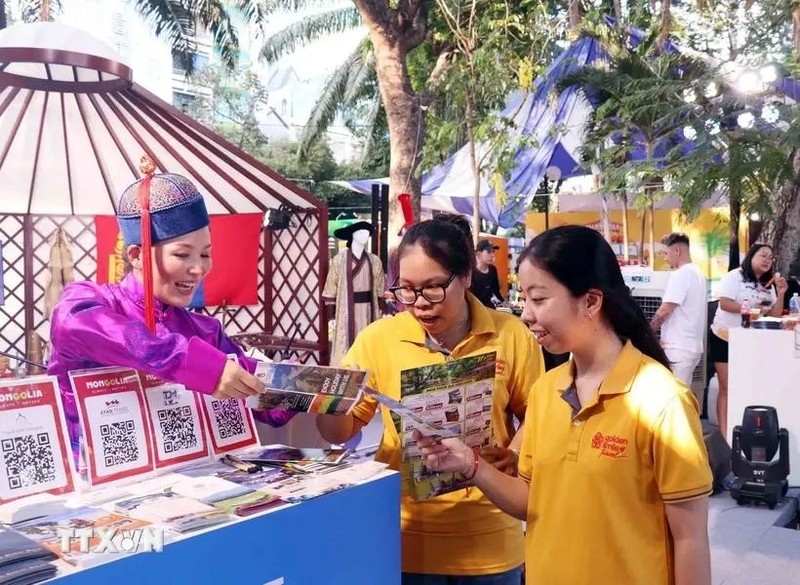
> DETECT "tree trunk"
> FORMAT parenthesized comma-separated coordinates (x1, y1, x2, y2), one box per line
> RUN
(464, 89, 481, 243)
(648, 198, 655, 268)
(658, 0, 672, 46)
(0, 0, 7, 30)
(568, 0, 582, 39)
(638, 210, 646, 265)
(612, 0, 622, 22)
(621, 192, 630, 263)
(728, 197, 741, 271)
(794, 5, 800, 57)
(762, 150, 800, 275)
(370, 35, 423, 245)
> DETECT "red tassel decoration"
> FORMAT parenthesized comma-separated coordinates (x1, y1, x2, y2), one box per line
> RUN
(137, 155, 157, 333)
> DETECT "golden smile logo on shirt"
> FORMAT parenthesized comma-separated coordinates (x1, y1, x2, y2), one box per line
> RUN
(495, 359, 507, 376)
(591, 432, 629, 459)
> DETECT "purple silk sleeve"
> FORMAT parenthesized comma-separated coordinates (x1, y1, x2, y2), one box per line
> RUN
(50, 282, 227, 395)
(50, 281, 295, 429)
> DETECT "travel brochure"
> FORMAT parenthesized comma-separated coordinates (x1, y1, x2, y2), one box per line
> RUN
(248, 362, 366, 415)
(386, 353, 496, 501)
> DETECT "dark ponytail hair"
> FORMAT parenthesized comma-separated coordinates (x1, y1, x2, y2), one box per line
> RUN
(519, 225, 670, 369)
(397, 213, 476, 277)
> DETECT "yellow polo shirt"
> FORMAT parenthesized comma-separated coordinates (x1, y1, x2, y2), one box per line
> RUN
(343, 294, 544, 575)
(518, 341, 712, 585)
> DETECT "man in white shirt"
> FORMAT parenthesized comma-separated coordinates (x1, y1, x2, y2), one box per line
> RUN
(651, 233, 708, 398)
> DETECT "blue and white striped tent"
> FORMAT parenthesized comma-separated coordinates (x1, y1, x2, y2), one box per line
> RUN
(335, 35, 610, 228)
(421, 35, 609, 227)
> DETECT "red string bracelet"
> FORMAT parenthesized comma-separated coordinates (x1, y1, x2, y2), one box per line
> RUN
(464, 448, 480, 481)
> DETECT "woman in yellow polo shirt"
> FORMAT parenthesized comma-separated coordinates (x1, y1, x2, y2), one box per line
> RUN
(317, 214, 544, 584)
(416, 225, 712, 585)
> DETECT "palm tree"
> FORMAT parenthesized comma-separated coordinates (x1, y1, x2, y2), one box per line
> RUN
(0, 0, 265, 74)
(561, 26, 706, 266)
(258, 3, 377, 161)
(261, 0, 440, 237)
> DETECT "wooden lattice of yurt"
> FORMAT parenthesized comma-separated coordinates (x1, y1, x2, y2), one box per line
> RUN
(0, 23, 329, 368)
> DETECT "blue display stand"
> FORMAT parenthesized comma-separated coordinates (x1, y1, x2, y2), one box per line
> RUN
(49, 473, 400, 584)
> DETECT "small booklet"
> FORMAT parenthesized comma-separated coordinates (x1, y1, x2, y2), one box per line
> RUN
(113, 491, 229, 533)
(247, 362, 366, 415)
(0, 557, 57, 585)
(0, 493, 68, 525)
(13, 507, 152, 567)
(212, 491, 283, 517)
(0, 527, 57, 568)
(242, 446, 350, 465)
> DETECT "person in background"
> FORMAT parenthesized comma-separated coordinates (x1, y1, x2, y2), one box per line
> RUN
(415, 225, 712, 585)
(470, 239, 504, 308)
(710, 243, 788, 436)
(0, 355, 10, 377)
(651, 233, 708, 401)
(49, 159, 295, 461)
(317, 214, 544, 584)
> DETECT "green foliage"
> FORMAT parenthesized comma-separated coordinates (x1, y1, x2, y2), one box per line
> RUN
(185, 65, 270, 154)
(127, 0, 261, 74)
(561, 27, 708, 210)
(422, 0, 561, 205)
(259, 4, 363, 64)
(260, 140, 372, 209)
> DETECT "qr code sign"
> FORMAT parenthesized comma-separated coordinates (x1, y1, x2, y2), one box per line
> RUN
(2, 434, 57, 490)
(100, 420, 139, 467)
(157, 406, 197, 453)
(210, 400, 246, 439)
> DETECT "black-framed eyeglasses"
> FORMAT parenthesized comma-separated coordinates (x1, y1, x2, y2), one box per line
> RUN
(389, 274, 457, 305)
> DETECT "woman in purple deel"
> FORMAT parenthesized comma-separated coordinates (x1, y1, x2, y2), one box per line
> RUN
(48, 156, 295, 460)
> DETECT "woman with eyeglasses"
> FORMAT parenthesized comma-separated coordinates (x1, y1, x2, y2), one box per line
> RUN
(317, 213, 544, 584)
(710, 243, 788, 436)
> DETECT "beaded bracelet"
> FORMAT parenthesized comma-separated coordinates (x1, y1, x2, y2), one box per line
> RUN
(463, 449, 481, 481)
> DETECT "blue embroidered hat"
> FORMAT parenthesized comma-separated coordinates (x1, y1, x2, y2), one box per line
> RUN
(116, 170, 209, 246)
(116, 156, 210, 333)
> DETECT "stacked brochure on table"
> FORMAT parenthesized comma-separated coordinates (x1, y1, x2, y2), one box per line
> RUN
(0, 528, 57, 585)
(12, 507, 152, 568)
(112, 491, 229, 534)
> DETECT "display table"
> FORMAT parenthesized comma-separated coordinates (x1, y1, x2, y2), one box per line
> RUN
(47, 472, 400, 584)
(728, 329, 800, 486)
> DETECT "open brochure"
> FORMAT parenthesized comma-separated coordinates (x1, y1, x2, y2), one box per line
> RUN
(247, 362, 365, 415)
(371, 353, 497, 501)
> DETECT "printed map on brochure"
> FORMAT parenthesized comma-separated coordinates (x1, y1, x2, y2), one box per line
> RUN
(396, 353, 496, 501)
(248, 362, 365, 415)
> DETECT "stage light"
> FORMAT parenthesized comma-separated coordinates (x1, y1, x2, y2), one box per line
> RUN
(738, 70, 761, 94)
(759, 64, 780, 84)
(737, 111, 755, 129)
(761, 103, 780, 124)
(705, 119, 721, 135)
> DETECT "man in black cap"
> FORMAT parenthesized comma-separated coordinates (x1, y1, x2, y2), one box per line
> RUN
(470, 239, 504, 308)
(323, 221, 385, 365)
